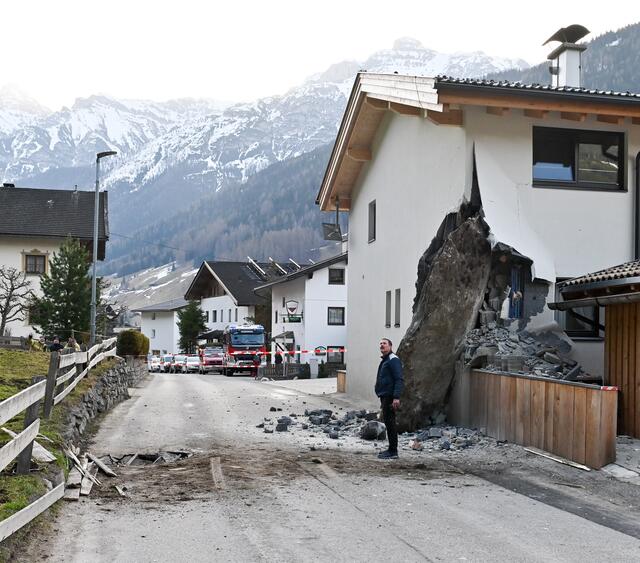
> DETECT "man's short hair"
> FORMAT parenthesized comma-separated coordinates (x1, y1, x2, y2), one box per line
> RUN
(380, 337, 393, 347)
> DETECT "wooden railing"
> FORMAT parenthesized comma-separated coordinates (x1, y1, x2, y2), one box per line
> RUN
(0, 337, 118, 542)
(450, 368, 618, 469)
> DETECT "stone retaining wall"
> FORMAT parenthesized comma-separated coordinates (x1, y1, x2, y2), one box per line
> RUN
(63, 358, 147, 443)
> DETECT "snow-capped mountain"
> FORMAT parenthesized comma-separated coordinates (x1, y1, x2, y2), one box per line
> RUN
(0, 38, 529, 236)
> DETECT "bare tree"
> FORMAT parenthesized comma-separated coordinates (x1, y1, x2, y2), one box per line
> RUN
(0, 266, 32, 336)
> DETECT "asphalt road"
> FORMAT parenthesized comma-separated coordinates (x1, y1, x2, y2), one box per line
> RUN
(25, 373, 640, 562)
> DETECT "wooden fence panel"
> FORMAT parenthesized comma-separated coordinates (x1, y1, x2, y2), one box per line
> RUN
(467, 370, 617, 469)
(58, 353, 76, 369)
(0, 380, 46, 427)
(0, 419, 40, 472)
(0, 483, 65, 543)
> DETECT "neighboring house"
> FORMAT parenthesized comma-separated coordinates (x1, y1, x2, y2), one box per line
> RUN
(0, 185, 109, 338)
(134, 298, 188, 355)
(184, 260, 294, 339)
(316, 42, 640, 402)
(254, 252, 348, 363)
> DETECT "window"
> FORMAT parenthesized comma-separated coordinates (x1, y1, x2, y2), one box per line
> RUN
(328, 268, 345, 285)
(555, 278, 602, 338)
(228, 309, 231, 323)
(385, 291, 391, 328)
(220, 309, 223, 322)
(533, 127, 625, 191)
(235, 308, 238, 322)
(25, 254, 46, 274)
(204, 311, 209, 323)
(508, 266, 525, 319)
(368, 200, 376, 242)
(212, 310, 217, 323)
(282, 296, 285, 307)
(151, 329, 156, 339)
(394, 289, 401, 327)
(275, 311, 278, 324)
(327, 346, 344, 364)
(151, 312, 156, 320)
(328, 307, 345, 326)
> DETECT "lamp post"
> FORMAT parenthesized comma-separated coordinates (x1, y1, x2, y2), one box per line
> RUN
(90, 150, 117, 345)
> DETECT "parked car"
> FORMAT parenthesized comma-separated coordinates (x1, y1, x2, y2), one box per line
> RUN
(170, 354, 187, 373)
(148, 356, 161, 372)
(200, 347, 224, 374)
(160, 354, 173, 373)
(183, 355, 201, 373)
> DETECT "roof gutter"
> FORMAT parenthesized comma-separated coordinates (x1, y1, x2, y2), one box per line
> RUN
(435, 80, 640, 108)
(548, 291, 640, 311)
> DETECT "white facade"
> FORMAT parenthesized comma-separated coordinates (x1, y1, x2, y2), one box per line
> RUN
(0, 236, 60, 337)
(344, 107, 640, 402)
(269, 258, 348, 363)
(200, 294, 254, 332)
(141, 310, 181, 355)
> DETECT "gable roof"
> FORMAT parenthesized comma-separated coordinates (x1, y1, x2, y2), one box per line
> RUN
(0, 186, 109, 240)
(133, 298, 189, 313)
(253, 252, 347, 292)
(316, 72, 640, 211)
(184, 261, 296, 305)
(559, 260, 640, 294)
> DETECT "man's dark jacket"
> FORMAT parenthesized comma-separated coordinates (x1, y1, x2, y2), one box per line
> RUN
(375, 352, 404, 398)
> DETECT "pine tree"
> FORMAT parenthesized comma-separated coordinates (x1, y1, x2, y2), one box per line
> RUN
(32, 237, 93, 341)
(177, 301, 206, 353)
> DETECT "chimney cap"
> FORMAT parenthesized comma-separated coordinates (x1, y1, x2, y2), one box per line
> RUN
(543, 24, 590, 46)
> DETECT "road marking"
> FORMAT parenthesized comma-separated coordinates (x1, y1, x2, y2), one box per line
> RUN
(210, 457, 226, 490)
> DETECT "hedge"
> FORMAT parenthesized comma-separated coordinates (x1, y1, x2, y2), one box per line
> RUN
(116, 330, 149, 357)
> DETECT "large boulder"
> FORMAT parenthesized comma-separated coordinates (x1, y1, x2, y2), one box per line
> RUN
(360, 420, 387, 440)
(397, 208, 492, 431)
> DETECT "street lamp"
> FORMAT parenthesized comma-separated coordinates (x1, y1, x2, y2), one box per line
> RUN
(90, 150, 117, 345)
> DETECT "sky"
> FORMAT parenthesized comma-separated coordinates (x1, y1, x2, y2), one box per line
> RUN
(1, 0, 637, 110)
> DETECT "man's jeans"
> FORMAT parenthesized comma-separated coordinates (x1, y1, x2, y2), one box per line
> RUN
(380, 396, 398, 454)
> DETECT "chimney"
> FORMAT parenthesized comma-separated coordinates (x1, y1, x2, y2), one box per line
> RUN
(544, 24, 590, 88)
(2, 183, 15, 188)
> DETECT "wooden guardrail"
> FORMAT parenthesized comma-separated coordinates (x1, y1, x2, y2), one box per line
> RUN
(0, 336, 118, 543)
(450, 368, 617, 469)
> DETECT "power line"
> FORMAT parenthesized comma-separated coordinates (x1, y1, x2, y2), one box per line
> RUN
(110, 231, 187, 252)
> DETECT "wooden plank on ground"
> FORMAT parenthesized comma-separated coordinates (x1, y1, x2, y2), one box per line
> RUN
(530, 380, 545, 449)
(87, 452, 118, 477)
(572, 387, 587, 465)
(1, 427, 55, 463)
(64, 487, 80, 501)
(0, 419, 40, 472)
(80, 464, 98, 496)
(0, 380, 46, 427)
(66, 468, 82, 488)
(524, 447, 590, 471)
(0, 483, 65, 542)
(585, 389, 603, 468)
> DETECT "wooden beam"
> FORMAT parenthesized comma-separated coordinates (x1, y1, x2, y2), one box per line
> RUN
(365, 97, 389, 111)
(524, 109, 549, 119)
(425, 109, 463, 126)
(596, 114, 624, 124)
(486, 107, 509, 116)
(389, 102, 421, 116)
(346, 147, 372, 162)
(439, 90, 640, 118)
(561, 112, 587, 122)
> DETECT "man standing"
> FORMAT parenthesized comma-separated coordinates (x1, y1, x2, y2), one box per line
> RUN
(375, 338, 404, 459)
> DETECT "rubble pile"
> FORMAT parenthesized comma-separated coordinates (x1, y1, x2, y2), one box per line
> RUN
(258, 406, 491, 454)
(465, 325, 597, 382)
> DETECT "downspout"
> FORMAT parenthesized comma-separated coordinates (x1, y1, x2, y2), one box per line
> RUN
(636, 152, 640, 259)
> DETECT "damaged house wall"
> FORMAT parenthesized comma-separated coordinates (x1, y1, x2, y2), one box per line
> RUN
(345, 112, 469, 403)
(343, 104, 640, 415)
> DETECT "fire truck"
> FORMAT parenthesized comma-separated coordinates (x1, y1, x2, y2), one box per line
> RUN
(221, 324, 266, 377)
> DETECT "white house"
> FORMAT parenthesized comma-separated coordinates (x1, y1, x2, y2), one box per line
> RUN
(254, 252, 348, 364)
(0, 185, 108, 338)
(184, 260, 292, 340)
(316, 45, 640, 402)
(135, 298, 187, 355)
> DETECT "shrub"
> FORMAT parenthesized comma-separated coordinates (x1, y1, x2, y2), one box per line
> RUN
(117, 330, 144, 356)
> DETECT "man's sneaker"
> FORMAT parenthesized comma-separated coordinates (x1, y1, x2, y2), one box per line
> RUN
(377, 450, 399, 459)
